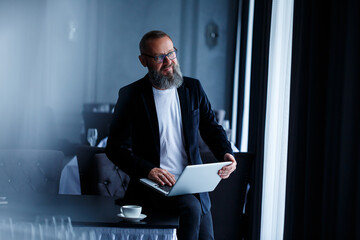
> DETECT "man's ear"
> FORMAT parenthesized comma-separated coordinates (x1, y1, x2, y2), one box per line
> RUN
(139, 55, 147, 67)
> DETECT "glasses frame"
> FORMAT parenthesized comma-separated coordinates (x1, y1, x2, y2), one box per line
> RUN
(142, 47, 178, 63)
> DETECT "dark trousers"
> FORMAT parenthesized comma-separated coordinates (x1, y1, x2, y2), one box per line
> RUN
(124, 188, 214, 240)
(172, 194, 214, 240)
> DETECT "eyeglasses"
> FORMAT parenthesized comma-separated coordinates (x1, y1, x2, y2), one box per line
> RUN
(142, 48, 177, 63)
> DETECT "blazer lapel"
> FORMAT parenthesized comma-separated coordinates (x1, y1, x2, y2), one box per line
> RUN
(140, 77, 160, 158)
(177, 84, 192, 154)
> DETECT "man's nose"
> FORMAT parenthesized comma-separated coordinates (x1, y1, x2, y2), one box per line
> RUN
(162, 55, 171, 65)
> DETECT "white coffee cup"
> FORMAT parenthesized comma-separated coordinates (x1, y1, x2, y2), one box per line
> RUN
(120, 205, 142, 218)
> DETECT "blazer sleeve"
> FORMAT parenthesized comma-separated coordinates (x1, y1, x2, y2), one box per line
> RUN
(105, 87, 155, 179)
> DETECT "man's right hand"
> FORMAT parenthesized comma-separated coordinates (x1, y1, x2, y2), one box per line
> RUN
(148, 168, 176, 186)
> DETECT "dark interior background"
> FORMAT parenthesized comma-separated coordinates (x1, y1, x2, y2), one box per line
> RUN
(0, 0, 239, 149)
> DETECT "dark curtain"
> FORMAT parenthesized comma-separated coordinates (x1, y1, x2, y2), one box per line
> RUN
(284, 0, 360, 239)
(246, 0, 273, 239)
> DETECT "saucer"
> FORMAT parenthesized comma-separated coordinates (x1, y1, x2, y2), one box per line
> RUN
(117, 213, 147, 222)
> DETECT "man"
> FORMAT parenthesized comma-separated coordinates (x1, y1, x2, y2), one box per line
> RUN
(106, 30, 236, 240)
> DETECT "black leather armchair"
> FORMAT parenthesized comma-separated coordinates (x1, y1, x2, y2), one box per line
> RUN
(0, 149, 64, 195)
(76, 145, 129, 197)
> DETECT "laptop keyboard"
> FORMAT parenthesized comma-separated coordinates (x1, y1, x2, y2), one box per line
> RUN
(158, 185, 172, 193)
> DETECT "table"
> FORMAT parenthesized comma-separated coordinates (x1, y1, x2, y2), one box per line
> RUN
(0, 194, 178, 239)
(59, 156, 81, 195)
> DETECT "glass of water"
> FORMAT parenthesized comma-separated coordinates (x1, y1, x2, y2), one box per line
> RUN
(87, 128, 98, 147)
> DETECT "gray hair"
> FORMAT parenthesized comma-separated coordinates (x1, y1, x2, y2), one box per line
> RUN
(139, 30, 172, 54)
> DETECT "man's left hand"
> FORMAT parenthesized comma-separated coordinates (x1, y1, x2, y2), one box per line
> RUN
(218, 153, 237, 179)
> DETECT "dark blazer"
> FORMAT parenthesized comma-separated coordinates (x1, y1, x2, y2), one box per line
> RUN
(106, 75, 233, 213)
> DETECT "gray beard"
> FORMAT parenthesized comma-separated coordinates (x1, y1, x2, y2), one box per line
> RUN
(148, 63, 183, 89)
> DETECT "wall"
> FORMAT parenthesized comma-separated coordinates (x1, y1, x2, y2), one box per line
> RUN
(0, 0, 238, 147)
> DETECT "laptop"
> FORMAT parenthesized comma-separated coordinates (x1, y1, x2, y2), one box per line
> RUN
(139, 162, 230, 197)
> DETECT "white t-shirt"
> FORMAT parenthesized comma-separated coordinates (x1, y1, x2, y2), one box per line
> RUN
(152, 87, 188, 175)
